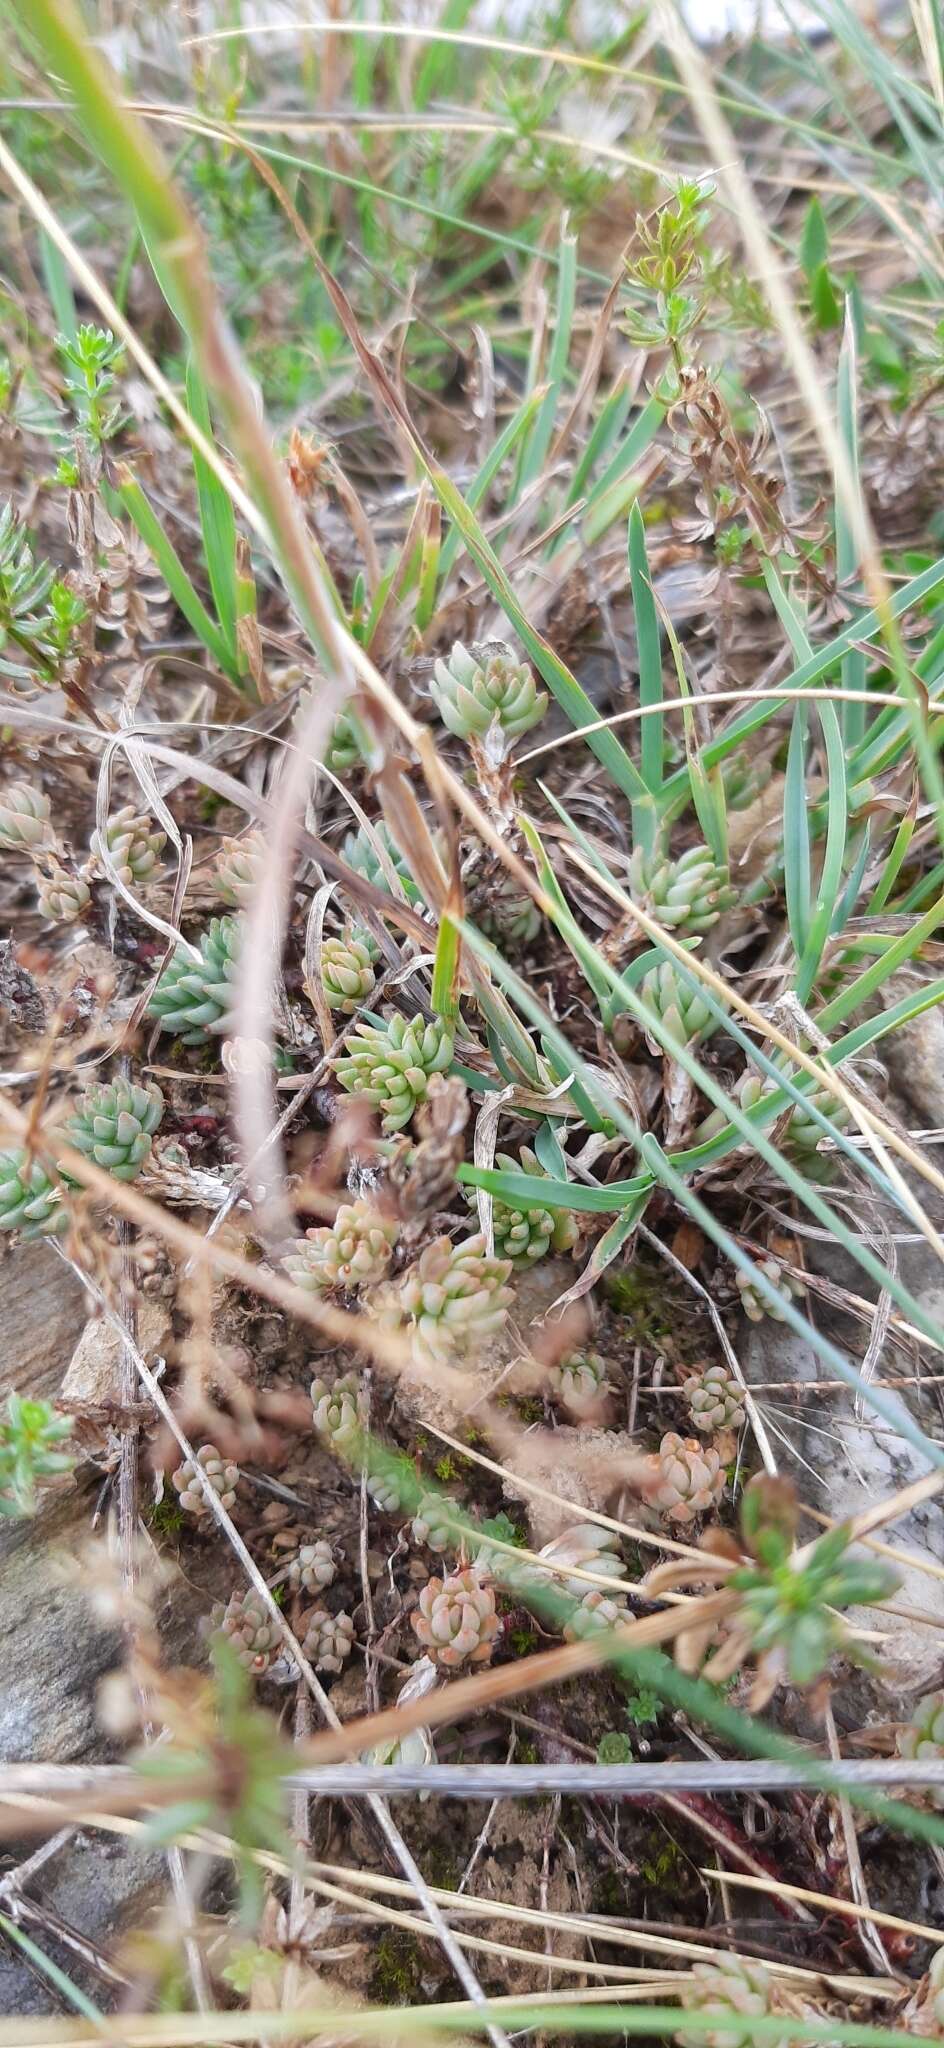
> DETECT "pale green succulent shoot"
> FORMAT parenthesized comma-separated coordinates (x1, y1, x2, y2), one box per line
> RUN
(92, 804, 166, 886)
(411, 1493, 455, 1553)
(310, 1372, 362, 1449)
(36, 858, 90, 922)
(286, 1541, 336, 1595)
(682, 1363, 746, 1434)
(212, 1589, 281, 1677)
(678, 1956, 785, 2048)
(172, 1444, 239, 1518)
(320, 928, 377, 1012)
(148, 916, 241, 1043)
(639, 959, 714, 1047)
(899, 1689, 944, 1809)
(332, 1011, 454, 1132)
(63, 1077, 164, 1182)
(215, 830, 266, 909)
(0, 779, 55, 853)
(283, 1200, 397, 1293)
(413, 1565, 499, 1667)
(734, 1253, 805, 1324)
(430, 640, 547, 754)
(551, 1349, 608, 1416)
(0, 1149, 66, 1239)
(697, 1068, 851, 1182)
(629, 841, 736, 935)
(642, 1431, 725, 1524)
(480, 1146, 579, 1266)
(301, 1607, 354, 1673)
(392, 1232, 513, 1367)
(341, 821, 420, 902)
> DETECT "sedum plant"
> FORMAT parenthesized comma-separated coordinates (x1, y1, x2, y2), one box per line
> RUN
(564, 1587, 627, 1640)
(0, 779, 55, 852)
(283, 1201, 397, 1294)
(341, 820, 417, 900)
(639, 960, 714, 1047)
(550, 1349, 608, 1416)
(172, 1444, 239, 1519)
(411, 1494, 456, 1553)
(478, 873, 543, 947)
(63, 1077, 164, 1182)
(148, 916, 241, 1043)
(899, 1689, 944, 1809)
(482, 1147, 579, 1266)
(0, 1393, 74, 1517)
(430, 639, 547, 751)
(212, 1588, 281, 1677)
(642, 1432, 725, 1524)
(91, 805, 166, 887)
(310, 1372, 363, 1450)
(537, 1524, 628, 1600)
(36, 859, 90, 922)
(413, 1564, 500, 1668)
(682, 1363, 746, 1435)
(629, 841, 736, 935)
(0, 1149, 66, 1238)
(698, 1069, 851, 1182)
(367, 1469, 405, 1514)
(735, 1252, 805, 1324)
(677, 1956, 785, 2048)
(332, 1011, 454, 1132)
(391, 1233, 513, 1367)
(214, 829, 265, 909)
(286, 1541, 336, 1595)
(301, 1607, 354, 1674)
(320, 928, 376, 1012)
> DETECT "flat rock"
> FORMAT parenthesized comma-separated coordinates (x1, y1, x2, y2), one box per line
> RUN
(0, 1245, 210, 2012)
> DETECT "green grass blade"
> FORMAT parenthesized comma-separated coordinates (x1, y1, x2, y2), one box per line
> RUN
(0, 1912, 104, 2022)
(39, 226, 77, 341)
(413, 0, 476, 105)
(185, 357, 239, 661)
(628, 500, 663, 798)
(866, 797, 917, 913)
(796, 696, 847, 1001)
(659, 553, 944, 798)
(437, 385, 545, 586)
(457, 915, 944, 1440)
(837, 302, 867, 751)
(113, 465, 240, 681)
(514, 217, 577, 495)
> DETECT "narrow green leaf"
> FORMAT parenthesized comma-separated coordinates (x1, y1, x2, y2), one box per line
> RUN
(39, 228, 77, 342)
(799, 194, 829, 280)
(113, 466, 240, 680)
(866, 802, 916, 913)
(659, 553, 944, 801)
(430, 913, 461, 1025)
(783, 705, 812, 959)
(186, 358, 238, 658)
(438, 385, 545, 585)
(837, 304, 867, 749)
(796, 696, 847, 1001)
(629, 501, 663, 797)
(515, 219, 577, 495)
(0, 1912, 104, 2022)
